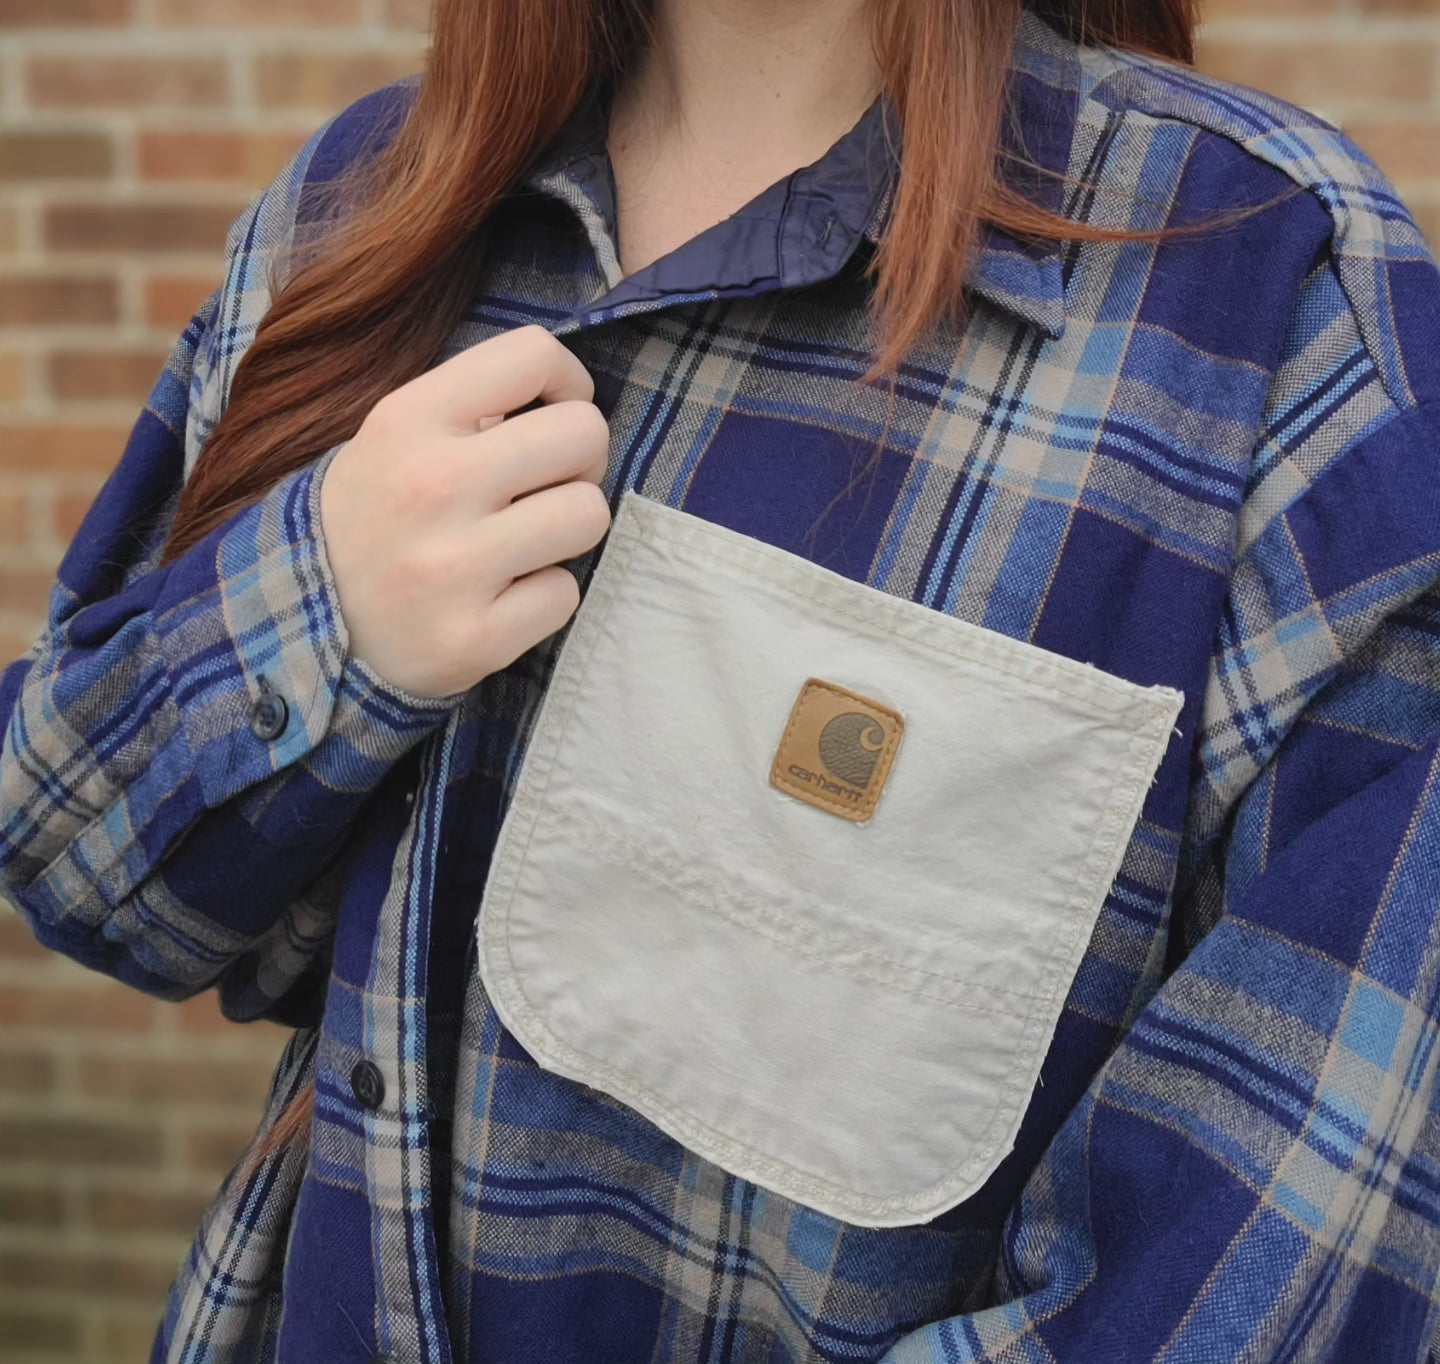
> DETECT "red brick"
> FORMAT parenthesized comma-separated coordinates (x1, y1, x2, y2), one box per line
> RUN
(0, 905, 48, 960)
(1346, 120, 1440, 181)
(0, 273, 117, 325)
(0, 351, 24, 402)
(143, 272, 217, 327)
(384, 0, 430, 27)
(52, 485, 99, 541)
(83, 1184, 213, 1235)
(0, 1115, 163, 1167)
(0, 0, 129, 21)
(255, 50, 422, 108)
(0, 486, 27, 542)
(170, 991, 287, 1041)
(27, 55, 230, 109)
(78, 1053, 277, 1109)
(46, 200, 242, 253)
(0, 982, 155, 1031)
(0, 1309, 79, 1354)
(0, 130, 114, 180)
(0, 1049, 57, 1094)
(0, 1183, 66, 1228)
(1414, 201, 1440, 250)
(138, 128, 308, 183)
(174, 989, 255, 1035)
(155, 0, 359, 20)
(49, 347, 169, 402)
(1206, 0, 1340, 11)
(99, 1315, 166, 1360)
(184, 1119, 264, 1180)
(0, 566, 55, 614)
(0, 633, 39, 665)
(1198, 39, 1437, 106)
(0, 423, 131, 474)
(0, 1246, 180, 1299)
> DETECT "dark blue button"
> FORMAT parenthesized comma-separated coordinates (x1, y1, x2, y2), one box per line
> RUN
(350, 1060, 385, 1111)
(250, 680, 288, 741)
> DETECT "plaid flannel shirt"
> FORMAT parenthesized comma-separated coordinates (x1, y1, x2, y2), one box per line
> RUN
(4, 12, 1440, 1363)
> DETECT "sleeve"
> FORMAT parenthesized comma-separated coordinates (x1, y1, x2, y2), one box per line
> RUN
(0, 104, 459, 1020)
(881, 242, 1440, 1357)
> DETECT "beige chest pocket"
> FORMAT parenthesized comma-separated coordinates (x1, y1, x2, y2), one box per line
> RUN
(476, 491, 1183, 1227)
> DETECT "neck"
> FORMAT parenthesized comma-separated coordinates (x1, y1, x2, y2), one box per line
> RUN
(613, 0, 881, 153)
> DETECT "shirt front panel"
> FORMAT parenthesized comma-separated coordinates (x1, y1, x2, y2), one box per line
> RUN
(407, 38, 1367, 1364)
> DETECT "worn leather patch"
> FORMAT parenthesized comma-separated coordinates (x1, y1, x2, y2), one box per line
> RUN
(769, 678, 904, 823)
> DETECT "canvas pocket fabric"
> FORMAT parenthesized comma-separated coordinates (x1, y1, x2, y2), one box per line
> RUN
(475, 490, 1184, 1227)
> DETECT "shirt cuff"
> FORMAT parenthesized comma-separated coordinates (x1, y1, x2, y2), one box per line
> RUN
(154, 443, 462, 808)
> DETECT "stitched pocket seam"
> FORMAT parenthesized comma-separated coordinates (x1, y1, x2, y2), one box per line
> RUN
(559, 800, 1041, 1018)
(489, 683, 1174, 1215)
(632, 494, 1182, 720)
(477, 492, 1184, 1222)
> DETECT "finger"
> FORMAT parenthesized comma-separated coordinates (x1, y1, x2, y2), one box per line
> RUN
(468, 400, 610, 505)
(405, 325, 594, 432)
(479, 480, 611, 583)
(480, 565, 582, 670)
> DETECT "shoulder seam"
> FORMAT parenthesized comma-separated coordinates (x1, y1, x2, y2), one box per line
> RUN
(1072, 47, 1436, 411)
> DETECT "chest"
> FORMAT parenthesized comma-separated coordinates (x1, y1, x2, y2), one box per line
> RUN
(465, 240, 1255, 739)
(295, 223, 1281, 1362)
(420, 244, 1262, 1214)
(440, 208, 1276, 942)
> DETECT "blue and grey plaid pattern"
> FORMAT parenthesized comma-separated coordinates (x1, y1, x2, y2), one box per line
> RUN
(3, 12, 1440, 1362)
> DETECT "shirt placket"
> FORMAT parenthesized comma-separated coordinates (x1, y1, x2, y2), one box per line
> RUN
(385, 99, 900, 1363)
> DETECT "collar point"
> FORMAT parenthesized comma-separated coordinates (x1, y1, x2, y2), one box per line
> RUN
(968, 231, 1067, 341)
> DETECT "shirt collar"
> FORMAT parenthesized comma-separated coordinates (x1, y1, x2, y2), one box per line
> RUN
(522, 10, 1077, 341)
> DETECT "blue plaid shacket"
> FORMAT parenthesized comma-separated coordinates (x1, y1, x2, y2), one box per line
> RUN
(4, 13, 1440, 1363)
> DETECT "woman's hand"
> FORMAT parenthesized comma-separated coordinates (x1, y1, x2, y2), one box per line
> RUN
(318, 325, 612, 699)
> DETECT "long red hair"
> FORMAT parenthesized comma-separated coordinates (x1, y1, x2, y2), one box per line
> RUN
(212, 0, 1200, 1165)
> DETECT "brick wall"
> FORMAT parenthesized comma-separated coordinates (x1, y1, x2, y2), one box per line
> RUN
(1201, 0, 1440, 246)
(0, 3, 1436, 1361)
(0, 6, 429, 1360)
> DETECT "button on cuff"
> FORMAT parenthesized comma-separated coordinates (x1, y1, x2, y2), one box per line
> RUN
(250, 679, 290, 742)
(350, 1059, 386, 1111)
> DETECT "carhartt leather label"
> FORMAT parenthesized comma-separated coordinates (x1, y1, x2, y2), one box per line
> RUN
(769, 678, 904, 823)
